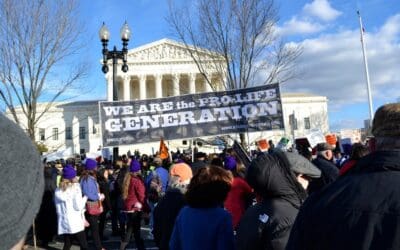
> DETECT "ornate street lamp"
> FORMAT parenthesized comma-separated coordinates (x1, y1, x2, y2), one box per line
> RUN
(99, 21, 131, 100)
(99, 22, 131, 160)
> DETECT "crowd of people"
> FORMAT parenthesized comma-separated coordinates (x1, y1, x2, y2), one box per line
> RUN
(1, 102, 400, 250)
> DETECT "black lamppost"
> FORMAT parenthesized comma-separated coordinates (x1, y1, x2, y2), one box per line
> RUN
(99, 22, 131, 161)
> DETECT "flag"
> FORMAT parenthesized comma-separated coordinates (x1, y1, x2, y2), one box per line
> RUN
(159, 138, 169, 160)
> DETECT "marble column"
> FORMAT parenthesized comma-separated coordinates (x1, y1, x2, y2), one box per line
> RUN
(155, 74, 163, 98)
(205, 73, 213, 92)
(72, 115, 80, 153)
(106, 75, 113, 101)
(123, 76, 130, 101)
(173, 74, 180, 96)
(189, 73, 196, 94)
(139, 74, 147, 100)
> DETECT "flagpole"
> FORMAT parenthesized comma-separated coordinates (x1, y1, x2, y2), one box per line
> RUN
(167, 140, 173, 163)
(357, 10, 374, 126)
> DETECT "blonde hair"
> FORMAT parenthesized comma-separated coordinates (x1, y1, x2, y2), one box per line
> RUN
(59, 177, 78, 191)
(121, 172, 131, 200)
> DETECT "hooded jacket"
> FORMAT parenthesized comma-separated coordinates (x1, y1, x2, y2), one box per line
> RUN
(287, 150, 400, 250)
(308, 155, 338, 194)
(235, 152, 308, 250)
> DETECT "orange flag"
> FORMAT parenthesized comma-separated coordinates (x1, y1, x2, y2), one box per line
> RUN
(159, 138, 169, 160)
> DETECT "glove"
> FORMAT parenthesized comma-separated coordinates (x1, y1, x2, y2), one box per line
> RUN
(134, 202, 142, 210)
(99, 193, 105, 201)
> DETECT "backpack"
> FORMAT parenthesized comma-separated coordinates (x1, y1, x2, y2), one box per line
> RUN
(147, 171, 163, 203)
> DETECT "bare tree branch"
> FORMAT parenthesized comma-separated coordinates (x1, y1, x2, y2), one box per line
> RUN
(166, 0, 302, 147)
(166, 0, 302, 91)
(0, 0, 87, 141)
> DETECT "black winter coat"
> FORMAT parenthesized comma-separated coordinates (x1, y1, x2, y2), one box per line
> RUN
(191, 160, 207, 174)
(287, 150, 400, 250)
(236, 153, 307, 250)
(98, 177, 111, 211)
(153, 188, 186, 250)
(236, 198, 299, 250)
(307, 156, 338, 194)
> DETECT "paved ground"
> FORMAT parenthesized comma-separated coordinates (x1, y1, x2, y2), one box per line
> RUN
(24, 223, 157, 250)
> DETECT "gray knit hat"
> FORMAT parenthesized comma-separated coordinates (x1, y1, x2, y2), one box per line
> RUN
(0, 113, 44, 248)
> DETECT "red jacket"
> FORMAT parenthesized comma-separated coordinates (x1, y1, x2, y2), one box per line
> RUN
(124, 175, 146, 212)
(224, 176, 253, 228)
(339, 160, 357, 176)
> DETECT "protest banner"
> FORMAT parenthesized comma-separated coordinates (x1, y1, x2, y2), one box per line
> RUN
(99, 83, 283, 147)
(42, 147, 73, 161)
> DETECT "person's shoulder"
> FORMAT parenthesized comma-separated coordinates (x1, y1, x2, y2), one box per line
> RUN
(157, 167, 169, 174)
(176, 205, 190, 218)
(71, 182, 81, 189)
(131, 175, 144, 183)
(213, 206, 232, 217)
(234, 176, 250, 186)
(54, 187, 63, 196)
(302, 173, 369, 212)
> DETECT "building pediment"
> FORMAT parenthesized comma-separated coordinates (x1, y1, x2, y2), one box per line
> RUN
(127, 38, 221, 63)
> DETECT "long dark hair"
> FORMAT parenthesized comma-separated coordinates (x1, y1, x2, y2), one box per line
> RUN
(80, 169, 97, 181)
(185, 166, 233, 208)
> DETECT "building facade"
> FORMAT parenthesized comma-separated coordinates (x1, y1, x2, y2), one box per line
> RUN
(6, 39, 329, 156)
(103, 38, 224, 102)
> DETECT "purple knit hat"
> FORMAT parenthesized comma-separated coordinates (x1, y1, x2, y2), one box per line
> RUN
(130, 159, 141, 173)
(85, 158, 97, 170)
(224, 156, 237, 171)
(63, 164, 77, 180)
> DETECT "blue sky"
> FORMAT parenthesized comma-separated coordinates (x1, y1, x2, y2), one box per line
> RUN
(74, 0, 400, 131)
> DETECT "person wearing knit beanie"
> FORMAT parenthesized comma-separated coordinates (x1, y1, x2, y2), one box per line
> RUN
(55, 161, 88, 249)
(80, 158, 104, 249)
(85, 158, 97, 171)
(0, 114, 44, 249)
(130, 159, 141, 173)
(62, 164, 77, 180)
(153, 163, 193, 249)
(120, 159, 146, 250)
(224, 156, 237, 171)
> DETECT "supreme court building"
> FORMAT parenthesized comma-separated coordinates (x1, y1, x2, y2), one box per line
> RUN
(7, 39, 329, 156)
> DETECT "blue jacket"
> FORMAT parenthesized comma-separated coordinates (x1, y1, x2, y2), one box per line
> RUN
(146, 167, 169, 193)
(169, 206, 234, 250)
(80, 176, 100, 201)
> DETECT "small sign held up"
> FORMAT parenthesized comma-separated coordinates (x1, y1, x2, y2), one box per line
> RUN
(305, 129, 326, 148)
